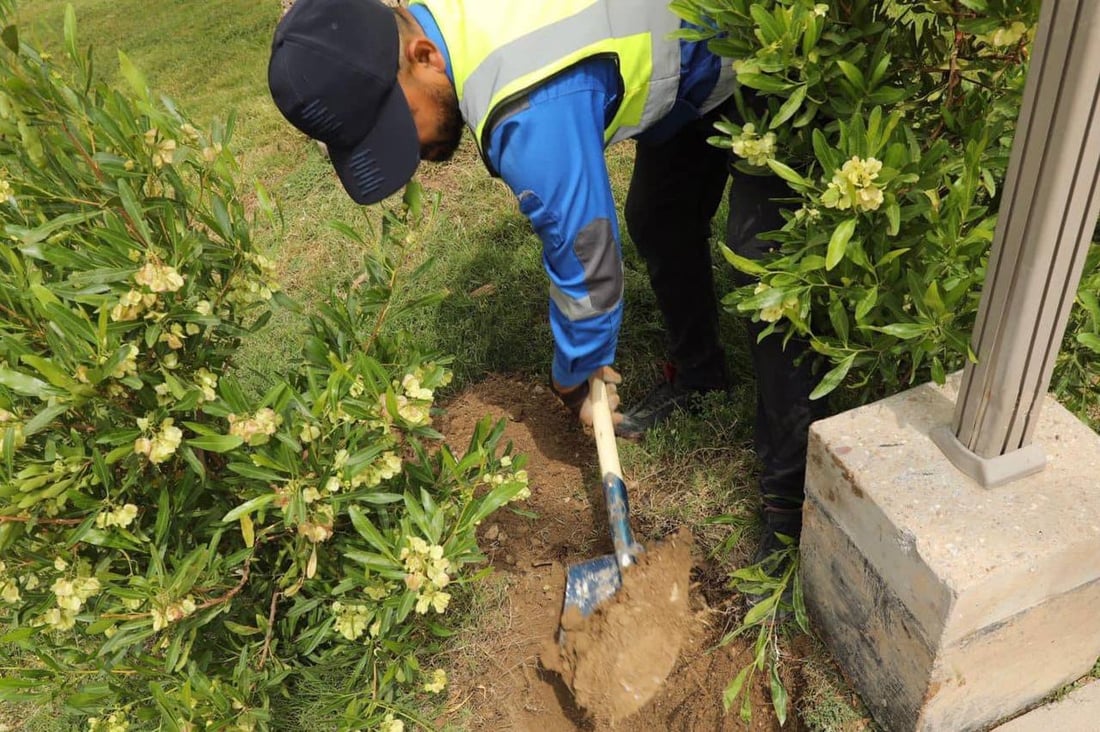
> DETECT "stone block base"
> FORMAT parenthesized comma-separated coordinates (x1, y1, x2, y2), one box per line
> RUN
(801, 378, 1100, 732)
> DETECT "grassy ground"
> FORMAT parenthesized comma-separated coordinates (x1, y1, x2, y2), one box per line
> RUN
(5, 2, 1095, 731)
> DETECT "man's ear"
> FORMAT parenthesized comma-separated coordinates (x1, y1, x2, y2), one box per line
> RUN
(406, 36, 445, 73)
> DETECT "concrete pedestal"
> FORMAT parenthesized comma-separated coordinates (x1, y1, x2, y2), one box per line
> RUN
(801, 378, 1100, 732)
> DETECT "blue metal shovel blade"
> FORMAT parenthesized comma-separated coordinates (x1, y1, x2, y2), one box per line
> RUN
(562, 474, 643, 620)
(563, 554, 621, 617)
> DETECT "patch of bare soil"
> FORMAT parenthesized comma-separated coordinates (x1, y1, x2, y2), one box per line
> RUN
(437, 375, 800, 731)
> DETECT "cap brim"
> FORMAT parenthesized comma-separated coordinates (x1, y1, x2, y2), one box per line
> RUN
(329, 87, 420, 205)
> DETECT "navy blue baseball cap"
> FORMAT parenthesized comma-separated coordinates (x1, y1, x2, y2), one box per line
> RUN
(268, 0, 419, 204)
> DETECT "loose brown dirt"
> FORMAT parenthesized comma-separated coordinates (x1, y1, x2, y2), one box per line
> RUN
(436, 375, 802, 731)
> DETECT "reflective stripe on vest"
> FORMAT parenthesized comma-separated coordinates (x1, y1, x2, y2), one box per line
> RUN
(415, 0, 682, 171)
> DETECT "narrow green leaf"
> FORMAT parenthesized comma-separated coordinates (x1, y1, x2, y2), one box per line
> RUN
(0, 367, 56, 398)
(877, 247, 910, 267)
(722, 665, 752, 712)
(885, 201, 901, 236)
(765, 159, 809, 188)
(1076, 332, 1100, 354)
(931, 357, 946, 385)
(20, 355, 78, 391)
(828, 298, 850, 343)
(117, 50, 149, 99)
(735, 72, 793, 93)
(873, 322, 932, 339)
(63, 5, 78, 61)
(187, 434, 243, 453)
(221, 493, 276, 523)
(116, 179, 154, 245)
(770, 84, 807, 129)
(812, 129, 840, 173)
(770, 664, 789, 726)
(923, 282, 946, 316)
(825, 219, 857, 271)
(1, 24, 17, 54)
(809, 354, 855, 400)
(347, 504, 391, 556)
(742, 592, 778, 627)
(23, 403, 70, 437)
(835, 59, 866, 92)
(855, 287, 878, 320)
(720, 244, 769, 275)
(155, 487, 170, 545)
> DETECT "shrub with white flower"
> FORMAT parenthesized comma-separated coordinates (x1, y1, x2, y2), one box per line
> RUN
(821, 155, 885, 212)
(423, 668, 448, 694)
(87, 712, 131, 732)
(228, 408, 282, 446)
(401, 536, 452, 615)
(730, 123, 777, 167)
(133, 418, 184, 464)
(0, 15, 528, 730)
(95, 503, 139, 529)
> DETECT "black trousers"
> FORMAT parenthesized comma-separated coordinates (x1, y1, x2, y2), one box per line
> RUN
(623, 104, 829, 511)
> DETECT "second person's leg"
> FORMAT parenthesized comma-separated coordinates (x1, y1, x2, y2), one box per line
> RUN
(620, 110, 732, 436)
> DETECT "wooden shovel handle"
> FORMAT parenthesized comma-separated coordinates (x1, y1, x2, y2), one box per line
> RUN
(590, 375, 622, 480)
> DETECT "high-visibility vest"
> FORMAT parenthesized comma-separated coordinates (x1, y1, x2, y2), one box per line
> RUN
(412, 0, 685, 172)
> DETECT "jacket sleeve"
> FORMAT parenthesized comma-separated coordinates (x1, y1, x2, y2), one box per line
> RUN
(486, 65, 624, 389)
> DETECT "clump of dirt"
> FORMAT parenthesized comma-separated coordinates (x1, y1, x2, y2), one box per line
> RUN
(437, 375, 799, 731)
(544, 528, 694, 722)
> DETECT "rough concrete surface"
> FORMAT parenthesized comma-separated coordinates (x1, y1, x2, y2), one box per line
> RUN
(802, 376, 1100, 732)
(993, 678, 1100, 731)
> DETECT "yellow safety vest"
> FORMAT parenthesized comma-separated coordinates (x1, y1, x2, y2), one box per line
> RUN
(411, 0, 684, 172)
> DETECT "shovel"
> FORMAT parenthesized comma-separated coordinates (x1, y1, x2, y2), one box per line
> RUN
(562, 376, 644, 619)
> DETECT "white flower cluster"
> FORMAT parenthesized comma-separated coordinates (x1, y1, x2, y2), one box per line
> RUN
(158, 322, 200, 350)
(379, 367, 453, 428)
(378, 714, 404, 732)
(43, 567, 101, 631)
(480, 455, 531, 502)
(423, 668, 448, 694)
(95, 503, 138, 530)
(110, 343, 140, 380)
(87, 711, 130, 732)
(0, 561, 21, 604)
(151, 595, 197, 632)
(195, 368, 218, 403)
(821, 155, 885, 212)
(0, 408, 25, 450)
(753, 283, 801, 324)
(144, 128, 176, 168)
(401, 537, 451, 615)
(110, 259, 185, 323)
(134, 417, 183, 464)
(347, 451, 402, 491)
(331, 600, 380, 641)
(228, 408, 282, 446)
(225, 252, 278, 306)
(110, 289, 158, 323)
(297, 503, 334, 543)
(731, 123, 777, 167)
(134, 260, 185, 293)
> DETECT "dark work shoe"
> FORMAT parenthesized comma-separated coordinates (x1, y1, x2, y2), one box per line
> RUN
(741, 506, 804, 619)
(615, 365, 724, 440)
(752, 505, 803, 566)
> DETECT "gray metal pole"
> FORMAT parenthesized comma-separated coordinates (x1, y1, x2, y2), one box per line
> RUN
(932, 0, 1100, 487)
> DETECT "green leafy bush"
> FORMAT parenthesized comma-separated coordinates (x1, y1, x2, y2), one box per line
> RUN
(0, 9, 524, 730)
(673, 0, 1097, 416)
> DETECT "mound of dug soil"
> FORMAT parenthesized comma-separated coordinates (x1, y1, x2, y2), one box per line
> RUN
(544, 528, 694, 723)
(437, 375, 797, 731)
